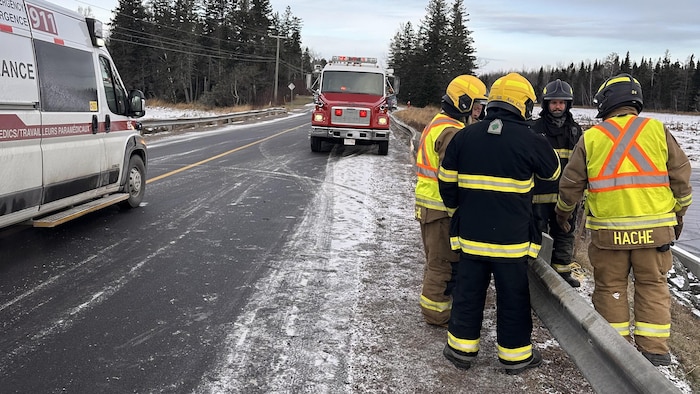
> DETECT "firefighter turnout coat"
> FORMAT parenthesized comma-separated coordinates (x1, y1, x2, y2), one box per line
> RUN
(556, 107, 692, 355)
(415, 112, 465, 326)
(557, 108, 692, 242)
(438, 110, 561, 259)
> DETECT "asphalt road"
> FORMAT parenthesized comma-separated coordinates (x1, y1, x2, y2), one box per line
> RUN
(0, 112, 329, 392)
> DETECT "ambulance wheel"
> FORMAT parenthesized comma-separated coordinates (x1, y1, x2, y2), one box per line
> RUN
(310, 136, 322, 152)
(122, 155, 145, 208)
(378, 141, 389, 156)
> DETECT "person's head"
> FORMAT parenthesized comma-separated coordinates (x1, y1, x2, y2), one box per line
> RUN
(442, 75, 488, 121)
(593, 73, 643, 119)
(541, 79, 574, 118)
(486, 72, 537, 120)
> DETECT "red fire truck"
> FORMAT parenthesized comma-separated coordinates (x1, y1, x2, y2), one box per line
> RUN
(309, 56, 397, 155)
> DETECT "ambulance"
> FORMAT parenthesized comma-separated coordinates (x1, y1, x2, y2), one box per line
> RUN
(0, 0, 147, 229)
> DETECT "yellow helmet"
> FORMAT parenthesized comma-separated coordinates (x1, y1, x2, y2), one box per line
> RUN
(486, 72, 537, 119)
(444, 75, 488, 114)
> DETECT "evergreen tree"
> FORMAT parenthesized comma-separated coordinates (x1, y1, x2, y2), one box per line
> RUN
(107, 0, 150, 94)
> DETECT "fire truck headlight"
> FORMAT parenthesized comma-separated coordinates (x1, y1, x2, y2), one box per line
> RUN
(377, 116, 388, 126)
(313, 113, 325, 122)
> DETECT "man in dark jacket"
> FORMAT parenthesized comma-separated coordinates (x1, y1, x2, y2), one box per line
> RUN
(438, 73, 561, 375)
(532, 79, 583, 287)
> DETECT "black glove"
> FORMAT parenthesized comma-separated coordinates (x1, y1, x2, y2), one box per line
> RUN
(554, 206, 572, 233)
(675, 215, 684, 239)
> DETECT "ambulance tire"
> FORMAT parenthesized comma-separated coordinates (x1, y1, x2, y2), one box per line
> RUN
(310, 136, 322, 152)
(121, 155, 146, 208)
(378, 141, 389, 156)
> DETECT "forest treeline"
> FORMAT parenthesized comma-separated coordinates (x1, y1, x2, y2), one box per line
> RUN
(98, 0, 699, 112)
(388, 0, 700, 112)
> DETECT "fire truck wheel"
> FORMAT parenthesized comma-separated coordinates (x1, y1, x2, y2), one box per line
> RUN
(121, 155, 146, 208)
(378, 141, 389, 156)
(310, 137, 322, 152)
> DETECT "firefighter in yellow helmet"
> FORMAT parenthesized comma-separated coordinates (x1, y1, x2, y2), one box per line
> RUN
(415, 75, 487, 327)
(555, 73, 692, 366)
(439, 73, 561, 374)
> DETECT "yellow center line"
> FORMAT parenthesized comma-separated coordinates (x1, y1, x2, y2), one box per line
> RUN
(146, 123, 306, 184)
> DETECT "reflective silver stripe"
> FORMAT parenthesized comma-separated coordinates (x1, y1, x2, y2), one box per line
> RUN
(438, 167, 458, 182)
(677, 193, 693, 207)
(554, 148, 572, 159)
(587, 214, 676, 229)
(533, 193, 558, 204)
(416, 166, 437, 179)
(597, 117, 656, 177)
(457, 175, 534, 193)
(588, 174, 669, 190)
(415, 196, 446, 211)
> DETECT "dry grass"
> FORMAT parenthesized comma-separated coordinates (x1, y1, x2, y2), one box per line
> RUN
(147, 96, 313, 114)
(393, 105, 440, 132)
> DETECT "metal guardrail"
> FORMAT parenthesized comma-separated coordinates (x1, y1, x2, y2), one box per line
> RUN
(671, 244, 700, 280)
(139, 108, 288, 133)
(533, 234, 681, 393)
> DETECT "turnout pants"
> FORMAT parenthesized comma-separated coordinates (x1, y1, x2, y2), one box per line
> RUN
(588, 243, 672, 354)
(447, 255, 534, 365)
(417, 207, 459, 326)
(534, 202, 576, 273)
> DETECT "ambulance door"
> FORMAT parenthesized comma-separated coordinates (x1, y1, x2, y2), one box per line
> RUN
(0, 4, 42, 227)
(97, 53, 132, 187)
(30, 3, 107, 210)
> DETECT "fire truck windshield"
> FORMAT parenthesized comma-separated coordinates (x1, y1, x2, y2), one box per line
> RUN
(321, 71, 384, 96)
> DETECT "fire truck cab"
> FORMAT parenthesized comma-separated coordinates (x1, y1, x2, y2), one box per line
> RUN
(0, 0, 147, 229)
(309, 56, 396, 155)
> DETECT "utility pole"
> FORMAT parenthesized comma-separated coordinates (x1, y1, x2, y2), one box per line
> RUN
(270, 35, 285, 105)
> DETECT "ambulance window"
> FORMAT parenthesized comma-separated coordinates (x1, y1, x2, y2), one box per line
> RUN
(100, 57, 119, 114)
(34, 40, 98, 112)
(99, 57, 126, 114)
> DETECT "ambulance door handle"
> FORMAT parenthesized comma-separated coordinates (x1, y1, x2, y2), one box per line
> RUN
(105, 114, 111, 133)
(91, 115, 98, 134)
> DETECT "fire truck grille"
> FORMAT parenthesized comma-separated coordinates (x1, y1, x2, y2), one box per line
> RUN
(331, 107, 371, 126)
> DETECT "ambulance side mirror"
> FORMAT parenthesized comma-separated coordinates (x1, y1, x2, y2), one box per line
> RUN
(127, 90, 146, 118)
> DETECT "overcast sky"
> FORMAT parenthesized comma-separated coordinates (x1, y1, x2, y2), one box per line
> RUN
(64, 0, 699, 74)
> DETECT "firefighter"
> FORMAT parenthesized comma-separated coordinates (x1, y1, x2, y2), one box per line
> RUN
(532, 79, 583, 287)
(555, 73, 692, 366)
(415, 75, 488, 327)
(438, 73, 561, 374)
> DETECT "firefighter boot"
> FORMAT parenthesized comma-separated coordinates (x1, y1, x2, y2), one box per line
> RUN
(504, 349, 543, 375)
(443, 344, 476, 370)
(560, 271, 580, 288)
(642, 352, 671, 366)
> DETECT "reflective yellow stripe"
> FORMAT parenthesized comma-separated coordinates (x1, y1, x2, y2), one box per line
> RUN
(556, 196, 577, 213)
(555, 148, 572, 159)
(455, 238, 540, 259)
(586, 212, 677, 230)
(420, 294, 451, 312)
(415, 195, 447, 211)
(634, 321, 671, 338)
(457, 174, 534, 194)
(610, 322, 630, 336)
(533, 193, 558, 204)
(438, 167, 458, 183)
(447, 332, 479, 353)
(677, 193, 693, 208)
(551, 263, 571, 273)
(497, 343, 532, 362)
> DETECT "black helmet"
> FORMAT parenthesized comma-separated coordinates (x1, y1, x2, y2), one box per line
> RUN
(593, 73, 643, 118)
(541, 79, 573, 110)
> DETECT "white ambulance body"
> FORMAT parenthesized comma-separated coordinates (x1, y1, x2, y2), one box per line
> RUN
(0, 0, 147, 229)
